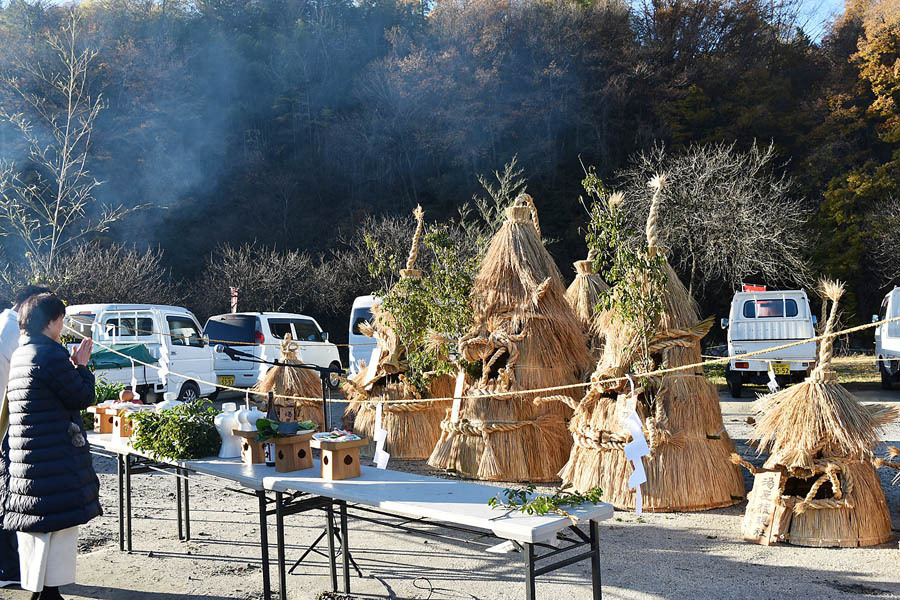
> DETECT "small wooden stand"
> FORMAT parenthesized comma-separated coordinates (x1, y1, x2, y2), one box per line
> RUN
(112, 411, 134, 438)
(272, 431, 315, 473)
(311, 438, 368, 480)
(233, 429, 266, 465)
(87, 406, 114, 434)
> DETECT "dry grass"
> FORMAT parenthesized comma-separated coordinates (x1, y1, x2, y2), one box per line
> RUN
(253, 335, 324, 430)
(565, 259, 609, 352)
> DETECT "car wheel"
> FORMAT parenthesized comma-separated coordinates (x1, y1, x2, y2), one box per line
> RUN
(326, 361, 343, 391)
(881, 366, 893, 391)
(177, 381, 201, 403)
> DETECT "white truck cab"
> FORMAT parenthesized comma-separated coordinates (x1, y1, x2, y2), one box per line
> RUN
(348, 295, 378, 375)
(64, 304, 217, 403)
(721, 287, 817, 398)
(873, 287, 900, 390)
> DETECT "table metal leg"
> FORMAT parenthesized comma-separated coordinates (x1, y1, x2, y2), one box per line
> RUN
(258, 491, 271, 600)
(117, 453, 124, 552)
(176, 467, 183, 540)
(339, 501, 350, 593)
(326, 503, 337, 592)
(590, 520, 602, 600)
(276, 492, 287, 600)
(524, 542, 536, 600)
(124, 453, 133, 553)
(183, 470, 191, 541)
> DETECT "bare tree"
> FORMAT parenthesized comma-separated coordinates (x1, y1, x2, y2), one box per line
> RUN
(193, 242, 314, 319)
(0, 12, 140, 276)
(868, 196, 900, 284)
(616, 141, 811, 294)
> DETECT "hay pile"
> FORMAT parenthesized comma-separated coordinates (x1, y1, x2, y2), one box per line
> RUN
(736, 280, 899, 547)
(253, 334, 324, 430)
(428, 195, 593, 482)
(565, 254, 609, 356)
(343, 206, 453, 459)
(559, 175, 745, 510)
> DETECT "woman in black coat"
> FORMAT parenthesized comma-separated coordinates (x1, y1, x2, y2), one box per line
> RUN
(3, 293, 98, 600)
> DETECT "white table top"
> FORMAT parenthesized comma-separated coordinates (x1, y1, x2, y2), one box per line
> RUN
(88, 432, 614, 544)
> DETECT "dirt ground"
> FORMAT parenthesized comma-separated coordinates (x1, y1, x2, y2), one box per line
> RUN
(3, 385, 900, 600)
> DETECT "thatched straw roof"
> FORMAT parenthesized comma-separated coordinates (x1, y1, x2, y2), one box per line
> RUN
(565, 257, 609, 350)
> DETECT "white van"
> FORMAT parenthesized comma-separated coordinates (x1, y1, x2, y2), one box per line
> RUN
(348, 295, 378, 375)
(721, 288, 817, 397)
(64, 304, 217, 403)
(204, 312, 342, 392)
(873, 287, 900, 390)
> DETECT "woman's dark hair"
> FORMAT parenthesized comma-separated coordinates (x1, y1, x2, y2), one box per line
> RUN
(18, 293, 66, 336)
(13, 284, 53, 311)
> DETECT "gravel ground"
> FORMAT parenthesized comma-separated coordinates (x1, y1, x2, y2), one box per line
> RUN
(2, 387, 900, 600)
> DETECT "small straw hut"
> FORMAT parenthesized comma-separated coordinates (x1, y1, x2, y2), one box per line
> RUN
(342, 206, 454, 459)
(428, 194, 593, 482)
(565, 251, 609, 355)
(253, 335, 324, 430)
(559, 175, 746, 510)
(735, 280, 899, 547)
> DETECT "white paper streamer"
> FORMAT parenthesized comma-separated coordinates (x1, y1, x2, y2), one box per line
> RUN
(129, 358, 140, 400)
(621, 374, 650, 515)
(373, 403, 390, 469)
(766, 363, 780, 393)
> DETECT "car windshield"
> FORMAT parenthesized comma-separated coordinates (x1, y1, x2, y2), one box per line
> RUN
(65, 314, 95, 340)
(890, 294, 900, 337)
(206, 315, 257, 345)
(743, 299, 798, 318)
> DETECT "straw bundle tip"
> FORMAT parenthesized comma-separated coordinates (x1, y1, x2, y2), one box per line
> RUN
(888, 446, 899, 459)
(648, 173, 667, 190)
(818, 278, 845, 303)
(608, 191, 624, 210)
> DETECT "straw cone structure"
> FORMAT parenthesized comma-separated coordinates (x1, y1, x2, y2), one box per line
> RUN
(737, 280, 899, 547)
(253, 334, 324, 430)
(342, 205, 452, 459)
(428, 195, 593, 482)
(559, 175, 746, 510)
(565, 257, 609, 356)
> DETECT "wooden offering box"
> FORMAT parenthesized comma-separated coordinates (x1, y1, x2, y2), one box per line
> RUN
(87, 406, 114, 434)
(272, 431, 315, 473)
(311, 438, 368, 480)
(112, 411, 135, 438)
(233, 430, 266, 465)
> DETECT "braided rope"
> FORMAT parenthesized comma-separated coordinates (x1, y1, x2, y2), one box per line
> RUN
(789, 458, 856, 514)
(645, 174, 666, 256)
(439, 414, 558, 437)
(533, 395, 579, 410)
(405, 204, 425, 272)
(361, 400, 436, 413)
(514, 193, 541, 239)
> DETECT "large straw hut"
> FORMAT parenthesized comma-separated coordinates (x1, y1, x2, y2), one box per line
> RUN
(253, 335, 324, 430)
(735, 280, 898, 547)
(565, 252, 609, 356)
(428, 195, 593, 482)
(559, 176, 746, 510)
(343, 206, 454, 459)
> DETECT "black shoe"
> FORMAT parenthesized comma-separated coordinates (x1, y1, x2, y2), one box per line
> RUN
(29, 592, 40, 600)
(38, 586, 64, 600)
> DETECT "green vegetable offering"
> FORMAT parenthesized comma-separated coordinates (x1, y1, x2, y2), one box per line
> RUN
(131, 400, 220, 460)
(255, 419, 316, 443)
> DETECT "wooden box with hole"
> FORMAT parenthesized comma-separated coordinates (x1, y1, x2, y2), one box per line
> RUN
(88, 406, 114, 434)
(112, 411, 135, 438)
(271, 430, 315, 473)
(233, 429, 266, 465)
(312, 437, 368, 480)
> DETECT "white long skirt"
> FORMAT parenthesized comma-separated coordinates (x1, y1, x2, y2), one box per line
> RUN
(16, 526, 78, 592)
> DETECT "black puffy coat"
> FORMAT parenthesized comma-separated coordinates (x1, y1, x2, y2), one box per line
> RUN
(3, 334, 101, 533)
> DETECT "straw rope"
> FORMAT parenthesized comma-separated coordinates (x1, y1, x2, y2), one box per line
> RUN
(61, 312, 900, 406)
(533, 394, 579, 409)
(513, 193, 541, 239)
(360, 400, 434, 413)
(404, 204, 425, 272)
(645, 174, 666, 256)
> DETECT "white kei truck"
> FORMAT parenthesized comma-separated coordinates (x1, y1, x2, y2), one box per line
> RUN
(64, 304, 217, 403)
(873, 286, 900, 390)
(721, 287, 817, 398)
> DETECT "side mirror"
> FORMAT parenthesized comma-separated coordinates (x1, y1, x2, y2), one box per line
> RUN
(720, 318, 729, 329)
(202, 334, 210, 347)
(872, 314, 880, 323)
(321, 331, 329, 342)
(812, 315, 818, 325)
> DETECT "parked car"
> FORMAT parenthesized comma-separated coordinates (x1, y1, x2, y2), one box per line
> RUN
(873, 287, 900, 390)
(204, 312, 343, 392)
(348, 295, 378, 375)
(721, 288, 817, 398)
(64, 304, 217, 403)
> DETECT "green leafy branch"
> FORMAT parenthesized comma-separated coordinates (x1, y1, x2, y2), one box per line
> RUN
(488, 485, 604, 519)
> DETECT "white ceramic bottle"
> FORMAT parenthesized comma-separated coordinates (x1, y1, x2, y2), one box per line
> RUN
(214, 402, 242, 458)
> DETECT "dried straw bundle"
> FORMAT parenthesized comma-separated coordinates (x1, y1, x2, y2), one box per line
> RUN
(342, 206, 452, 459)
(428, 195, 593, 482)
(565, 257, 609, 355)
(253, 335, 324, 430)
(559, 175, 745, 510)
(738, 280, 899, 546)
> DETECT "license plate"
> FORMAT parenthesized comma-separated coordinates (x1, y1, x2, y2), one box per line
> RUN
(217, 375, 235, 386)
(772, 362, 790, 375)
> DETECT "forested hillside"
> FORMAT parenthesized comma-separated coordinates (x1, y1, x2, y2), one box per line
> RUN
(1, 0, 898, 345)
